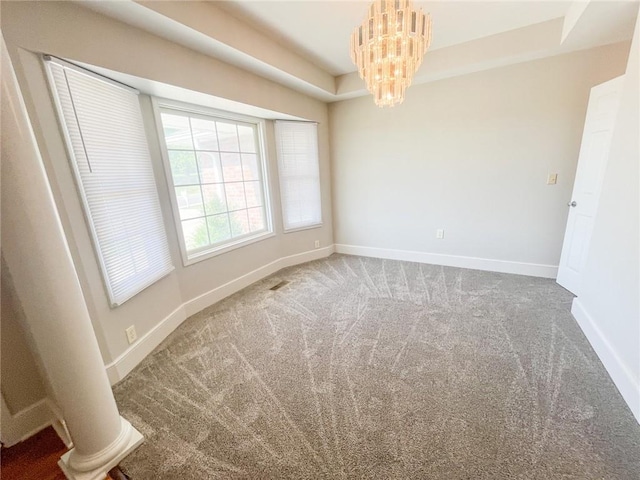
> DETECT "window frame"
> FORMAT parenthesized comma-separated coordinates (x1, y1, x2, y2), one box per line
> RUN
(152, 98, 274, 266)
(275, 120, 323, 233)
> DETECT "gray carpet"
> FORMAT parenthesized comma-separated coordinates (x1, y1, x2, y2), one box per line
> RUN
(114, 254, 640, 479)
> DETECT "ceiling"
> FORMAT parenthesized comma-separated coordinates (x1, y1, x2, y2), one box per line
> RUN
(78, 0, 638, 102)
(218, 1, 573, 76)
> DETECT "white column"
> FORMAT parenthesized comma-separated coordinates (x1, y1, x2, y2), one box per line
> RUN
(1, 37, 143, 480)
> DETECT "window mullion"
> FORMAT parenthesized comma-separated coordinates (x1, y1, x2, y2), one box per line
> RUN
(157, 104, 272, 262)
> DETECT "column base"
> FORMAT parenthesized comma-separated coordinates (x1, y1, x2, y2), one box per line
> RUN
(58, 420, 143, 480)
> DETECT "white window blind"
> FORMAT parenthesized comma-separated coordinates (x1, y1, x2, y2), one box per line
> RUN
(274, 121, 322, 231)
(46, 58, 173, 307)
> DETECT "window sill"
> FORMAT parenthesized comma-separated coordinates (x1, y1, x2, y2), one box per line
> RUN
(283, 223, 323, 234)
(182, 230, 275, 266)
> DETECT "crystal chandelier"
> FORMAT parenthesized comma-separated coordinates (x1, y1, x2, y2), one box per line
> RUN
(350, 0, 432, 107)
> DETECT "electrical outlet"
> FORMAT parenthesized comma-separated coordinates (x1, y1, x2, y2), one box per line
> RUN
(547, 173, 558, 185)
(125, 325, 137, 345)
(314, 240, 320, 249)
(436, 229, 445, 239)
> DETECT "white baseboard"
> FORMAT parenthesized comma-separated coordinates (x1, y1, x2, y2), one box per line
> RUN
(104, 243, 550, 384)
(45, 399, 74, 448)
(571, 299, 640, 424)
(51, 417, 73, 449)
(183, 245, 335, 317)
(105, 305, 186, 385)
(334, 244, 558, 278)
(105, 245, 334, 385)
(1, 396, 56, 447)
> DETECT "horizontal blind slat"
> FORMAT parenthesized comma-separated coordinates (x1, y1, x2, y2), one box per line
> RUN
(275, 121, 322, 231)
(47, 62, 173, 306)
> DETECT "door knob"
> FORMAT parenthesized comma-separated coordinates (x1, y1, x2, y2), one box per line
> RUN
(567, 201, 577, 207)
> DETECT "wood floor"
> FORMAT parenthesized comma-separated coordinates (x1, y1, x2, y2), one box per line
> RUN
(1, 427, 123, 480)
(1, 427, 67, 480)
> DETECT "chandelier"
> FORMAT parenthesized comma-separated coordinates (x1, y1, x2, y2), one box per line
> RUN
(350, 0, 432, 107)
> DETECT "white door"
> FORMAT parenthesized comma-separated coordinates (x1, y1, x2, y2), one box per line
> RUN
(557, 75, 625, 294)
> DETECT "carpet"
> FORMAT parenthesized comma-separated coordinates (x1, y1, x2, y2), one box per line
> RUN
(114, 254, 640, 479)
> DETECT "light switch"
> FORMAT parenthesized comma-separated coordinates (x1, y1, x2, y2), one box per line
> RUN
(547, 173, 558, 185)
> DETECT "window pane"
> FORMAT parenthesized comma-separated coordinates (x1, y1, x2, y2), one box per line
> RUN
(158, 106, 272, 262)
(221, 153, 243, 182)
(207, 214, 231, 244)
(168, 150, 199, 186)
(241, 154, 259, 181)
(247, 207, 265, 232)
(202, 184, 227, 215)
(191, 117, 219, 151)
(175, 185, 204, 219)
(183, 217, 209, 251)
(216, 122, 239, 151)
(230, 210, 250, 236)
(197, 152, 224, 183)
(245, 181, 262, 208)
(225, 182, 246, 211)
(161, 114, 193, 150)
(238, 125, 256, 153)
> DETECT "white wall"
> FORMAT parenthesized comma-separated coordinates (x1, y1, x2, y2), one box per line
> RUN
(0, 258, 47, 414)
(0, 1, 333, 379)
(572, 10, 640, 422)
(329, 43, 629, 277)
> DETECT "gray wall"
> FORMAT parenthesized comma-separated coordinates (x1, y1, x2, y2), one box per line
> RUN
(576, 11, 639, 421)
(329, 43, 629, 269)
(1, 258, 47, 414)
